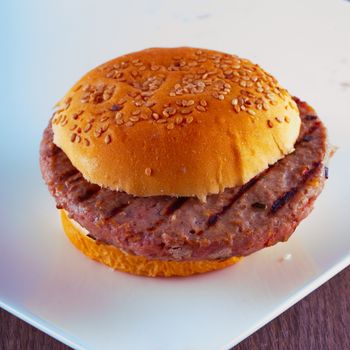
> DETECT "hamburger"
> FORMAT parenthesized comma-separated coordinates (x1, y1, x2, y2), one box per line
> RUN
(40, 47, 328, 277)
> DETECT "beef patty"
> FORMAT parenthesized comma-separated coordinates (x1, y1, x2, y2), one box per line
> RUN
(40, 98, 328, 261)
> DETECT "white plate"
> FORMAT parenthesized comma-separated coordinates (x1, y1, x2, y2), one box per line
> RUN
(1, 1, 350, 349)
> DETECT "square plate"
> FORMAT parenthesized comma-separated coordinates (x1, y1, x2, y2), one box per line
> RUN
(1, 1, 350, 349)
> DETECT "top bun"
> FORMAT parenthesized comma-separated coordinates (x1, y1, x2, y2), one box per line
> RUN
(52, 47, 300, 199)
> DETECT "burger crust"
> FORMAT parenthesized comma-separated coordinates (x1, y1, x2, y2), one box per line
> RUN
(52, 47, 300, 198)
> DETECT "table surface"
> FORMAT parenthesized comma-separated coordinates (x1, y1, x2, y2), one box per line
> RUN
(1, 266, 349, 350)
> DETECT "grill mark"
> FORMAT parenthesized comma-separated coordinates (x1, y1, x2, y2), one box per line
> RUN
(270, 162, 321, 214)
(103, 203, 130, 220)
(296, 122, 321, 145)
(303, 135, 313, 142)
(270, 188, 298, 214)
(77, 186, 100, 202)
(146, 198, 189, 232)
(305, 115, 318, 121)
(202, 118, 321, 231)
(207, 176, 260, 227)
(164, 198, 188, 215)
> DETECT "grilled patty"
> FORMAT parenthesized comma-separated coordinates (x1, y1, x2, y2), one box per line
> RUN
(40, 98, 327, 261)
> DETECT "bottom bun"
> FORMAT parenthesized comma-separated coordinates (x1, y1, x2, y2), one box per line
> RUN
(60, 210, 241, 277)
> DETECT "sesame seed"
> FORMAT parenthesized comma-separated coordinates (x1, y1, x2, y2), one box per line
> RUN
(234, 105, 241, 113)
(267, 120, 273, 128)
(132, 110, 141, 116)
(152, 113, 159, 120)
(104, 135, 112, 144)
(175, 116, 183, 124)
(134, 100, 143, 107)
(73, 84, 82, 92)
(84, 123, 92, 133)
(285, 116, 290, 123)
(130, 116, 140, 122)
(145, 101, 156, 107)
(70, 133, 77, 142)
(125, 121, 134, 127)
(196, 105, 206, 112)
(180, 108, 192, 115)
(115, 111, 123, 120)
(186, 116, 194, 124)
(275, 117, 283, 123)
(200, 99, 207, 107)
(94, 129, 102, 137)
(248, 109, 256, 116)
(218, 94, 225, 100)
(100, 124, 109, 132)
(70, 124, 77, 131)
(163, 107, 176, 117)
(187, 100, 195, 106)
(84, 138, 90, 146)
(231, 98, 238, 106)
(72, 111, 84, 120)
(106, 70, 116, 78)
(145, 168, 152, 176)
(167, 122, 175, 130)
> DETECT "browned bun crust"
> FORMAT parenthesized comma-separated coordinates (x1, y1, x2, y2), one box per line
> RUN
(52, 47, 300, 199)
(61, 210, 240, 277)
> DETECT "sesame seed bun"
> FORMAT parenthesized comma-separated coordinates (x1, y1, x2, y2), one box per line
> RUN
(61, 210, 240, 277)
(52, 47, 300, 199)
